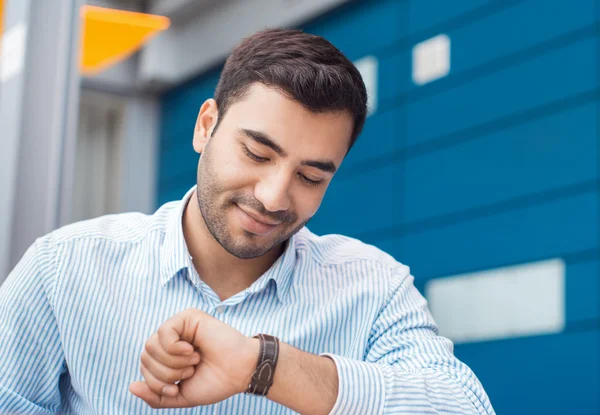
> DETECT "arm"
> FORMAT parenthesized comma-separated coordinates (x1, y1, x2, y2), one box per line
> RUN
(131, 272, 494, 414)
(321, 271, 495, 414)
(263, 341, 338, 414)
(259, 271, 494, 414)
(129, 310, 337, 414)
(0, 238, 66, 414)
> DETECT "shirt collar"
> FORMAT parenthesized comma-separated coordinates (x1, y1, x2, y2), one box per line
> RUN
(159, 185, 297, 303)
(159, 186, 196, 287)
(246, 231, 296, 303)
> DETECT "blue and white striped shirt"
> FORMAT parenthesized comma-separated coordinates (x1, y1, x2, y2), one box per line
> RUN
(0, 187, 494, 414)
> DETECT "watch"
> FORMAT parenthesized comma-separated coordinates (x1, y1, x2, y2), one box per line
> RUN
(245, 333, 280, 396)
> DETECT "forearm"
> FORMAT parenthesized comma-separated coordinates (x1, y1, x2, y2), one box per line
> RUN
(256, 340, 339, 415)
(245, 340, 490, 415)
(323, 353, 493, 415)
(241, 339, 491, 415)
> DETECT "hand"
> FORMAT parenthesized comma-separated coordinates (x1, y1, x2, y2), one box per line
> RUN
(129, 308, 260, 408)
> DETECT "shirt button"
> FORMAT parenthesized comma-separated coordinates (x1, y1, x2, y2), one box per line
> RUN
(216, 305, 225, 314)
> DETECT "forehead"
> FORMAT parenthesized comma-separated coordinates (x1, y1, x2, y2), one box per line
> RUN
(222, 83, 353, 164)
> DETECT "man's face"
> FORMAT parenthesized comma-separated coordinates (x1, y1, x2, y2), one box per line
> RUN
(192, 83, 353, 259)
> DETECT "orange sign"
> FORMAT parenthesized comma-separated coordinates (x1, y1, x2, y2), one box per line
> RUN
(0, 0, 4, 36)
(80, 6, 170, 75)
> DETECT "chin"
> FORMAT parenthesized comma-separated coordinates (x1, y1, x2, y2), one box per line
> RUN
(226, 241, 275, 260)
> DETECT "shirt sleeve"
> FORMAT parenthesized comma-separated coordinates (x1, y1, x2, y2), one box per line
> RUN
(322, 269, 495, 415)
(0, 237, 66, 414)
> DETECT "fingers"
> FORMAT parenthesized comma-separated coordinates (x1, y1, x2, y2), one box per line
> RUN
(131, 308, 206, 409)
(140, 361, 191, 398)
(157, 312, 198, 355)
(145, 333, 200, 369)
(154, 308, 209, 355)
(129, 381, 190, 409)
(140, 349, 196, 386)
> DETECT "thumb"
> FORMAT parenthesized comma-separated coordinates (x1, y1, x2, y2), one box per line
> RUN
(129, 381, 153, 400)
(129, 381, 188, 408)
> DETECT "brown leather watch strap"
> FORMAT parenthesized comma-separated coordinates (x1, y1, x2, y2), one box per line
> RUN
(245, 334, 279, 396)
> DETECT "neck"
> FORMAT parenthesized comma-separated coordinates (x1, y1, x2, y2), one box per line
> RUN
(182, 190, 283, 301)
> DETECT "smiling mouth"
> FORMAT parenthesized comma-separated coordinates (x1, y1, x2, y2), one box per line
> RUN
(235, 204, 282, 235)
(240, 206, 281, 225)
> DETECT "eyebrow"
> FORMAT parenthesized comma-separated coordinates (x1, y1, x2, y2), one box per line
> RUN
(239, 128, 338, 174)
(240, 129, 287, 156)
(301, 159, 337, 174)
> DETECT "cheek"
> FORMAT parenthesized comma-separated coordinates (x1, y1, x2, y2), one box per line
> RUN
(215, 152, 256, 188)
(292, 188, 326, 219)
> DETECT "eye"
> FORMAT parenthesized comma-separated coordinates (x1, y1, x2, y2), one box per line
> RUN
(298, 173, 322, 186)
(243, 145, 269, 162)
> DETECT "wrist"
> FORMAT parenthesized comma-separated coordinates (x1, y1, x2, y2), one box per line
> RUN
(238, 337, 261, 394)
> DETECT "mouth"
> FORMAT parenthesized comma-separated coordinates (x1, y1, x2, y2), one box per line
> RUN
(234, 204, 282, 235)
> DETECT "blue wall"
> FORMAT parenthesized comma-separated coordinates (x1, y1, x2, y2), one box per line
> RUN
(158, 1, 600, 413)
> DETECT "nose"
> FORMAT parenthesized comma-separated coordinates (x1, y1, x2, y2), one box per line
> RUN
(254, 171, 292, 213)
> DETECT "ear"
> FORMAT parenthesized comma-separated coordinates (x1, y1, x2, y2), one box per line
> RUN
(193, 99, 219, 154)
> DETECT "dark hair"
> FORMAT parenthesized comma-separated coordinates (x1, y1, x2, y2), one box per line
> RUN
(213, 28, 368, 150)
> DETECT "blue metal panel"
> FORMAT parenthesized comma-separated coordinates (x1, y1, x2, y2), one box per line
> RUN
(447, 0, 595, 78)
(378, 49, 411, 105)
(156, 180, 194, 207)
(159, 99, 195, 152)
(394, 189, 598, 279)
(307, 164, 400, 237)
(343, 107, 402, 168)
(159, 145, 199, 188)
(408, 0, 505, 35)
(372, 237, 403, 261)
(393, 0, 595, 100)
(407, 34, 598, 148)
(566, 259, 600, 326)
(302, 0, 408, 61)
(160, 70, 220, 151)
(404, 101, 598, 222)
(158, 71, 220, 205)
(454, 330, 600, 415)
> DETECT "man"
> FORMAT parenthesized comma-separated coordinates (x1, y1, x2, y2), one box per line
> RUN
(0, 29, 494, 414)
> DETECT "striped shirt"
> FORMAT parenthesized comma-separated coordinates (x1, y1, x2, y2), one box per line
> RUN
(0, 186, 495, 414)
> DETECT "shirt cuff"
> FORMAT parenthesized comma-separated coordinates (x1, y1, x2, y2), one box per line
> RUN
(321, 353, 386, 415)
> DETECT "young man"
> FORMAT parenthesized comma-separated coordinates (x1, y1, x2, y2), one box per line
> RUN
(0, 29, 495, 414)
